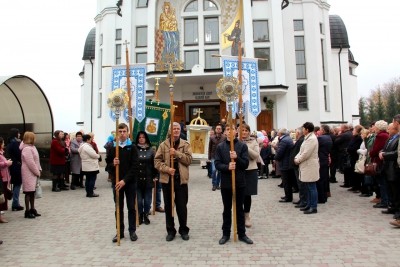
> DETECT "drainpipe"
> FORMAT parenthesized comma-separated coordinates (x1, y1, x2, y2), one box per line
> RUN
(89, 57, 94, 132)
(338, 45, 344, 122)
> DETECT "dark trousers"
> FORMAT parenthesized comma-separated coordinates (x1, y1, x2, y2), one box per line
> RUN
(317, 165, 329, 203)
(162, 177, 189, 236)
(388, 180, 400, 210)
(294, 168, 307, 205)
(85, 172, 97, 195)
(329, 157, 337, 181)
(343, 168, 352, 186)
(112, 182, 136, 234)
(281, 170, 293, 201)
(221, 186, 246, 237)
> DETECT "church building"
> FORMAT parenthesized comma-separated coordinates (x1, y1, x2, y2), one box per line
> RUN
(80, 0, 359, 147)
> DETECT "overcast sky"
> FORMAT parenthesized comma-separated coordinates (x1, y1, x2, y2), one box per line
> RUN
(0, 1, 399, 132)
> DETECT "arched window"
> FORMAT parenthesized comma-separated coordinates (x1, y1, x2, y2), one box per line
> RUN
(182, 0, 220, 70)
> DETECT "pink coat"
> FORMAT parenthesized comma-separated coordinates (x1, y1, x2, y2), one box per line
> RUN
(0, 151, 11, 183)
(20, 143, 42, 192)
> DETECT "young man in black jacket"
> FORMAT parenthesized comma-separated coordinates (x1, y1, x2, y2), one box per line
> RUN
(214, 124, 253, 245)
(106, 123, 139, 243)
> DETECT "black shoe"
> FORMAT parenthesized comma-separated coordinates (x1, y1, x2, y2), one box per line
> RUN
(112, 234, 124, 243)
(300, 206, 310, 211)
(278, 183, 283, 188)
(238, 235, 253, 244)
(318, 200, 326, 204)
(70, 185, 76, 190)
(212, 185, 217, 191)
(304, 208, 318, 214)
(279, 199, 292, 203)
(295, 204, 307, 208)
(12, 206, 24, 211)
(30, 209, 41, 217)
(181, 233, 189, 241)
(340, 184, 351, 188)
(130, 232, 138, 241)
(52, 188, 61, 192)
(219, 235, 230, 245)
(166, 234, 175, 242)
(24, 211, 35, 219)
(216, 186, 221, 190)
(86, 193, 99, 198)
(143, 214, 150, 225)
(373, 203, 388, 209)
(382, 208, 397, 214)
(292, 200, 301, 205)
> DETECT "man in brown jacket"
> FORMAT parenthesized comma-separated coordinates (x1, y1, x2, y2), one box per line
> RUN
(154, 122, 192, 241)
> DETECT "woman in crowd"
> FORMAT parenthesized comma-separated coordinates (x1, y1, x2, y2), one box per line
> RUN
(346, 125, 364, 193)
(50, 130, 68, 192)
(20, 132, 42, 218)
(357, 128, 372, 197)
(135, 131, 157, 225)
(240, 124, 260, 227)
(78, 134, 100, 197)
(70, 132, 84, 190)
(0, 137, 12, 223)
(6, 128, 24, 211)
(63, 132, 71, 185)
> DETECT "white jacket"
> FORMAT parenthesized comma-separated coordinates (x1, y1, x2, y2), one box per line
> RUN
(78, 142, 100, 172)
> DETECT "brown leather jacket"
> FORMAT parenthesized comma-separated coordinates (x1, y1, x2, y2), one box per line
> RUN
(154, 138, 192, 185)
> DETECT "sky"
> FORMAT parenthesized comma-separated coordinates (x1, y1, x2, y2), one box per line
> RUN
(1, 0, 399, 132)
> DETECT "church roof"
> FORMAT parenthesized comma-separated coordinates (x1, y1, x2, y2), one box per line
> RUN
(82, 27, 96, 60)
(329, 15, 350, 49)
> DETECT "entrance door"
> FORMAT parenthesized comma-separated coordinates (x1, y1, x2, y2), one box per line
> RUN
(188, 104, 220, 126)
(257, 110, 273, 132)
(173, 101, 185, 124)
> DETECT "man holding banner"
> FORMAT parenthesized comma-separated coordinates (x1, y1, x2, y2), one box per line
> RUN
(154, 122, 192, 242)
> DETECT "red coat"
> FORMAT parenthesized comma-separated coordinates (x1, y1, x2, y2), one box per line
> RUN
(369, 130, 389, 164)
(50, 138, 66, 165)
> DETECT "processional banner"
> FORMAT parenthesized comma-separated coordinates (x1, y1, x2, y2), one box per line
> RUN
(132, 101, 171, 149)
(221, 56, 261, 118)
(110, 64, 147, 122)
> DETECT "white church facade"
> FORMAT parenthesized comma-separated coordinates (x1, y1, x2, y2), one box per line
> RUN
(80, 0, 359, 147)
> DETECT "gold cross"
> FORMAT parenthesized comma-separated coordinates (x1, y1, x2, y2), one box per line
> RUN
(155, 53, 184, 86)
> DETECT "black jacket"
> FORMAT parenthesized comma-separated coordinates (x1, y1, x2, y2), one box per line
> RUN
(137, 146, 158, 188)
(382, 134, 400, 181)
(289, 135, 304, 170)
(215, 138, 249, 189)
(274, 134, 294, 171)
(318, 134, 333, 167)
(105, 140, 139, 184)
(335, 130, 352, 154)
(6, 138, 22, 185)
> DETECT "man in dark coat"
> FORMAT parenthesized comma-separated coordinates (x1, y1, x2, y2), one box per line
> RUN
(106, 123, 139, 243)
(335, 124, 353, 187)
(6, 128, 24, 211)
(274, 129, 294, 202)
(215, 124, 253, 245)
(317, 125, 333, 203)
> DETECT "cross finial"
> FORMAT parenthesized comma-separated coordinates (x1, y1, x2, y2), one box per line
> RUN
(195, 108, 203, 116)
(123, 40, 130, 47)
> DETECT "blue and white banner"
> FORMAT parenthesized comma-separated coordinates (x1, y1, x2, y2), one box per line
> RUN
(111, 64, 147, 122)
(222, 56, 261, 117)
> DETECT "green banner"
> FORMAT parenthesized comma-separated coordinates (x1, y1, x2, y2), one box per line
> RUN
(132, 101, 171, 149)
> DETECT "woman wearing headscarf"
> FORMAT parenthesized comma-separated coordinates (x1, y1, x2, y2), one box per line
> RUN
(135, 131, 158, 225)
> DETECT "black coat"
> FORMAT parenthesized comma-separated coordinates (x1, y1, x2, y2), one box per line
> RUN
(215, 138, 249, 189)
(335, 130, 352, 154)
(6, 138, 22, 185)
(318, 134, 333, 167)
(289, 135, 304, 170)
(137, 146, 158, 188)
(382, 134, 400, 181)
(347, 135, 363, 165)
(105, 140, 139, 185)
(274, 134, 294, 171)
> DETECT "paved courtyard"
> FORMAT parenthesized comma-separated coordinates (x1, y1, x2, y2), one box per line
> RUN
(1, 164, 399, 266)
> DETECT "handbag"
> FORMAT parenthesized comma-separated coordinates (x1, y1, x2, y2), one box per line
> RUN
(4, 185, 12, 200)
(354, 154, 366, 174)
(35, 178, 42, 199)
(364, 162, 381, 176)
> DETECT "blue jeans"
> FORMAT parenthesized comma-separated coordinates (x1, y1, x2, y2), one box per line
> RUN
(12, 184, 21, 208)
(211, 159, 221, 186)
(377, 174, 388, 205)
(137, 186, 152, 214)
(305, 182, 318, 209)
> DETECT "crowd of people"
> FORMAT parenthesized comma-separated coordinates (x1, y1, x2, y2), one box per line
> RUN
(2, 114, 400, 246)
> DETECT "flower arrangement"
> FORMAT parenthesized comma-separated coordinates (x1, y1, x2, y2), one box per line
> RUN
(265, 99, 274, 110)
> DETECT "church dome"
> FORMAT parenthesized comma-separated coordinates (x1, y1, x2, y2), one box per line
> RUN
(329, 15, 350, 49)
(82, 27, 96, 60)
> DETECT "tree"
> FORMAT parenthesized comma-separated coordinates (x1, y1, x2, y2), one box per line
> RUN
(385, 87, 398, 122)
(376, 89, 385, 120)
(367, 97, 376, 123)
(358, 97, 367, 127)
